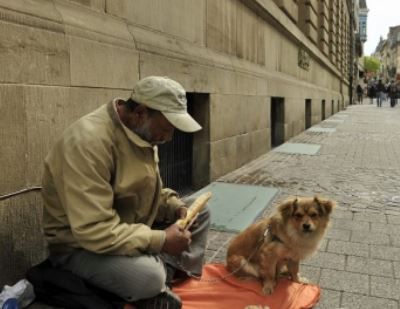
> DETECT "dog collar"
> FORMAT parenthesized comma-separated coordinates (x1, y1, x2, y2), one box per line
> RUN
(263, 226, 270, 238)
(264, 225, 284, 244)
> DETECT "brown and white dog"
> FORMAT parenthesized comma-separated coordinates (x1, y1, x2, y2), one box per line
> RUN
(226, 196, 335, 295)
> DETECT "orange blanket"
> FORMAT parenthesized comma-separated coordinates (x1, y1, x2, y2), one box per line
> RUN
(173, 264, 320, 309)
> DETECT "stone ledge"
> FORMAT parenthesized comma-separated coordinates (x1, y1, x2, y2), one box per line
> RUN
(54, 0, 135, 48)
(0, 0, 135, 48)
(0, 0, 63, 32)
(0, 6, 64, 34)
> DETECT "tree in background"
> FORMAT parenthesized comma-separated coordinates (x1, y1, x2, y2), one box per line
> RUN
(362, 56, 381, 79)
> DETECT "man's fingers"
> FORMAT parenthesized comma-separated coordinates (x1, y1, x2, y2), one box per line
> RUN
(183, 229, 191, 239)
(181, 208, 187, 219)
(177, 206, 187, 219)
(185, 213, 199, 231)
(184, 230, 192, 247)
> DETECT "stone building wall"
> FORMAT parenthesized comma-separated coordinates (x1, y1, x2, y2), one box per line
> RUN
(0, 0, 352, 285)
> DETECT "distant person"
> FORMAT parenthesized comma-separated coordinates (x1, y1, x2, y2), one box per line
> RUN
(397, 82, 400, 102)
(367, 83, 376, 105)
(376, 80, 385, 107)
(388, 81, 398, 107)
(385, 81, 391, 101)
(356, 84, 363, 104)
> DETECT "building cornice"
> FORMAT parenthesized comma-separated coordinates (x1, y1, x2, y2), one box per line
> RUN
(240, 0, 344, 81)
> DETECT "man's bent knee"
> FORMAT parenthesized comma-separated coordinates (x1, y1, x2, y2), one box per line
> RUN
(123, 262, 167, 301)
(139, 266, 167, 298)
(62, 250, 168, 302)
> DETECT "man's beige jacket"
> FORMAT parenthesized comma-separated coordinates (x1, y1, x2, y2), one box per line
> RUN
(42, 100, 184, 256)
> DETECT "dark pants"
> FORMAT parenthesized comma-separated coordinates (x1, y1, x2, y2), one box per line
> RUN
(390, 97, 396, 107)
(377, 92, 383, 107)
(357, 94, 363, 104)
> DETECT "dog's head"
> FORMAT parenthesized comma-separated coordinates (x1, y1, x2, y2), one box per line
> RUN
(277, 196, 335, 236)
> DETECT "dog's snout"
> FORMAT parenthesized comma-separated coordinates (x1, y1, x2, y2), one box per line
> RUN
(302, 223, 311, 230)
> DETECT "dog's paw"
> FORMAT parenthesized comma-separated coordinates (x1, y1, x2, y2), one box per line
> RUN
(261, 280, 276, 295)
(298, 275, 311, 284)
(291, 273, 311, 284)
(277, 270, 290, 279)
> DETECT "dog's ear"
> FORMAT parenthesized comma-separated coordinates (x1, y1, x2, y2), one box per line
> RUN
(314, 196, 335, 216)
(278, 197, 297, 219)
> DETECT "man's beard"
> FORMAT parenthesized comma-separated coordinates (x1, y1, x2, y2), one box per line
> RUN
(133, 122, 165, 145)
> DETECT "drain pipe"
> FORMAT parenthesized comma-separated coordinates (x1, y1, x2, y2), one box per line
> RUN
(349, 3, 355, 105)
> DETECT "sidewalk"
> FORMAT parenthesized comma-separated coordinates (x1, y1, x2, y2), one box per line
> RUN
(205, 100, 400, 309)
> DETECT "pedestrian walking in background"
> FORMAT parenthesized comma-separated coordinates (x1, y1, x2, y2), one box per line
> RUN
(388, 81, 397, 108)
(397, 81, 400, 103)
(356, 84, 363, 104)
(367, 83, 376, 105)
(376, 79, 385, 107)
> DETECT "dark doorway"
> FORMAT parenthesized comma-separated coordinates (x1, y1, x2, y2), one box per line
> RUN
(331, 100, 334, 115)
(321, 100, 326, 120)
(337, 100, 340, 111)
(271, 97, 285, 147)
(189, 93, 210, 190)
(158, 93, 209, 195)
(305, 99, 312, 129)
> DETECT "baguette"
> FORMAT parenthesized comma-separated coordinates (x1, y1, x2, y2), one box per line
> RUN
(176, 192, 212, 229)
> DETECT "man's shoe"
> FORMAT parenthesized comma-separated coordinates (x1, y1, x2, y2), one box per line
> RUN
(135, 288, 182, 309)
(165, 264, 189, 287)
(165, 263, 176, 286)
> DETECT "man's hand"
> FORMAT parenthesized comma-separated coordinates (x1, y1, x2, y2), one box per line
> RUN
(162, 224, 191, 256)
(176, 206, 199, 230)
(176, 206, 187, 220)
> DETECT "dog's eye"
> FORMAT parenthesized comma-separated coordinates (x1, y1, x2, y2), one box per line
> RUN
(294, 214, 303, 219)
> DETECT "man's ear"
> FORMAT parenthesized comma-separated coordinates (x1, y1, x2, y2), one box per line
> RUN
(315, 196, 336, 216)
(131, 104, 151, 127)
(278, 197, 297, 220)
(134, 104, 150, 119)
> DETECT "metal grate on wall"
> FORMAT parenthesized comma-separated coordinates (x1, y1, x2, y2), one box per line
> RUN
(158, 129, 193, 195)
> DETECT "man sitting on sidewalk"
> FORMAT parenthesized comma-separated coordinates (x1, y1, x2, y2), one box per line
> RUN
(41, 76, 210, 308)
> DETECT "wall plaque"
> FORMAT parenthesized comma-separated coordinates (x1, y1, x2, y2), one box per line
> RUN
(298, 48, 311, 71)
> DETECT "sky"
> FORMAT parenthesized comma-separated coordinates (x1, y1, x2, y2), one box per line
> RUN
(363, 0, 400, 55)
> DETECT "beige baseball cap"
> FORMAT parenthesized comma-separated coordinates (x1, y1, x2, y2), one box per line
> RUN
(130, 76, 202, 133)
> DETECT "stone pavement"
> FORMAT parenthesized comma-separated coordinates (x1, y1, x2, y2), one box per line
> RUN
(204, 100, 400, 309)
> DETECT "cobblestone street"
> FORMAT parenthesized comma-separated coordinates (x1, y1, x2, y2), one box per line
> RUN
(205, 101, 400, 309)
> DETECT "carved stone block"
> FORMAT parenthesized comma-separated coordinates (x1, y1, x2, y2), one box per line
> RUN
(298, 48, 311, 71)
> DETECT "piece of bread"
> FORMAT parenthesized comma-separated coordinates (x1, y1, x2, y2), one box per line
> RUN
(176, 192, 212, 229)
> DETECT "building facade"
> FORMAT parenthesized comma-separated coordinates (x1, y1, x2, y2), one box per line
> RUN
(359, 0, 368, 43)
(0, 0, 354, 285)
(373, 37, 388, 81)
(374, 26, 400, 82)
(387, 26, 400, 80)
(354, 0, 367, 91)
